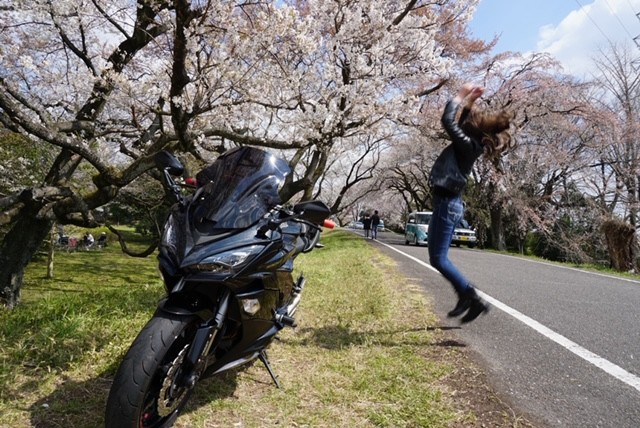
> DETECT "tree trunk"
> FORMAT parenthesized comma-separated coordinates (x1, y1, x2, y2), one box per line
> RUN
(47, 227, 55, 279)
(602, 218, 637, 272)
(489, 206, 506, 251)
(0, 213, 53, 308)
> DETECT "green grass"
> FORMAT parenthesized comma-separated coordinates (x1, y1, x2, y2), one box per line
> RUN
(0, 230, 477, 427)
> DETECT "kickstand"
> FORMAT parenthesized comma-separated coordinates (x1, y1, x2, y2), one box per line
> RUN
(258, 350, 281, 389)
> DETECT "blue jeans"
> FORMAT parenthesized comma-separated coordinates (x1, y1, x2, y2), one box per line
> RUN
(428, 194, 472, 295)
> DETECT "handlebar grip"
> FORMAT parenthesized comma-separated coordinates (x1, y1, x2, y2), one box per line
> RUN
(323, 219, 336, 229)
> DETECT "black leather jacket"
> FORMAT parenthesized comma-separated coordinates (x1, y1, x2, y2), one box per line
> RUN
(429, 99, 484, 195)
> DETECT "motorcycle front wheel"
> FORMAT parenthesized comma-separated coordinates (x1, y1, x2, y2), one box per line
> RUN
(105, 313, 201, 428)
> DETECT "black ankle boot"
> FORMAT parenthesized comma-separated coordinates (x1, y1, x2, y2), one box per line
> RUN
(447, 287, 477, 318)
(447, 297, 471, 317)
(461, 297, 489, 324)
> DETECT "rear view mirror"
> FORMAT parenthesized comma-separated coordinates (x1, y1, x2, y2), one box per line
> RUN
(293, 200, 331, 225)
(154, 151, 184, 176)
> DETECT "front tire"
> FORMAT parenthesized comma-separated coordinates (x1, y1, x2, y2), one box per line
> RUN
(105, 313, 200, 428)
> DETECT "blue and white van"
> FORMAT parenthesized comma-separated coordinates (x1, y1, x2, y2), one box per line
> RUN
(404, 211, 432, 246)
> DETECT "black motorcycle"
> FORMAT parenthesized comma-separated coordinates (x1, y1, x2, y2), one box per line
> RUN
(105, 146, 334, 427)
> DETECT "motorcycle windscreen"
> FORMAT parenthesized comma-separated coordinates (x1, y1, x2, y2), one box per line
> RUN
(190, 147, 290, 233)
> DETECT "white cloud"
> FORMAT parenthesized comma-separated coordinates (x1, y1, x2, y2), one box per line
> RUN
(536, 0, 640, 78)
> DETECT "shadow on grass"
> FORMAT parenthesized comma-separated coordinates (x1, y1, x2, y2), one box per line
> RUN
(293, 324, 466, 350)
(28, 370, 241, 427)
(29, 375, 113, 428)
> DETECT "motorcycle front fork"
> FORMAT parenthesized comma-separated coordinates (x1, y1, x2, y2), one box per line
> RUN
(179, 289, 231, 388)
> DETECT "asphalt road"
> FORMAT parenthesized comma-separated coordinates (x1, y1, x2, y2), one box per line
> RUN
(356, 229, 640, 428)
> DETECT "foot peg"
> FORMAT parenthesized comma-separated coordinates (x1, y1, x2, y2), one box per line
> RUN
(275, 312, 297, 327)
(293, 276, 306, 294)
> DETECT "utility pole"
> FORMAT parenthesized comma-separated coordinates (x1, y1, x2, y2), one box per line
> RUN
(634, 12, 640, 71)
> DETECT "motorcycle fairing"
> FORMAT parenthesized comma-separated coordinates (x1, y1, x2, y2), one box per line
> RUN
(159, 146, 290, 272)
(191, 147, 289, 236)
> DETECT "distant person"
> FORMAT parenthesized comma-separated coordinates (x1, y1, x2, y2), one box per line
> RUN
(428, 82, 514, 323)
(370, 210, 381, 239)
(83, 232, 95, 249)
(362, 215, 372, 239)
(97, 232, 108, 248)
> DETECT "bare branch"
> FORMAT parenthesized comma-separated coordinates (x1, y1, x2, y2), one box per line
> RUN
(107, 225, 158, 258)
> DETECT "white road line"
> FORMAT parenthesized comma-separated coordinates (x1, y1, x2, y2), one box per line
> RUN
(377, 239, 640, 394)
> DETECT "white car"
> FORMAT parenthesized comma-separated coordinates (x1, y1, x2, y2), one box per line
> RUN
(452, 219, 477, 248)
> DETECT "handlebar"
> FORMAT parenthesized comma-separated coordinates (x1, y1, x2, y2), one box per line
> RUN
(256, 204, 336, 241)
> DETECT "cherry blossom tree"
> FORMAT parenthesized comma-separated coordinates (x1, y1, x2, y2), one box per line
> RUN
(587, 42, 640, 270)
(475, 53, 597, 252)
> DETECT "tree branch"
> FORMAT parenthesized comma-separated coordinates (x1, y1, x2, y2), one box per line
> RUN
(107, 225, 158, 258)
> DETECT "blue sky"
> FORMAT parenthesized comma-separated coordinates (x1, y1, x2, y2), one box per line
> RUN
(467, 0, 640, 77)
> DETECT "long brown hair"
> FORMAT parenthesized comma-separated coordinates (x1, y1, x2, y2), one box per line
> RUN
(461, 108, 515, 164)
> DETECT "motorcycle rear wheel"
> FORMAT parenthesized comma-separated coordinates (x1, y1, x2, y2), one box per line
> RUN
(105, 313, 201, 428)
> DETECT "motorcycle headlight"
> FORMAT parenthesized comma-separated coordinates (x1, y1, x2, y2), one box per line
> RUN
(187, 245, 263, 274)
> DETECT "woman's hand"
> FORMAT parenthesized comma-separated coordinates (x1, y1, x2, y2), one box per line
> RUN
(454, 83, 482, 104)
(454, 83, 474, 102)
(468, 86, 484, 102)
(455, 84, 484, 107)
